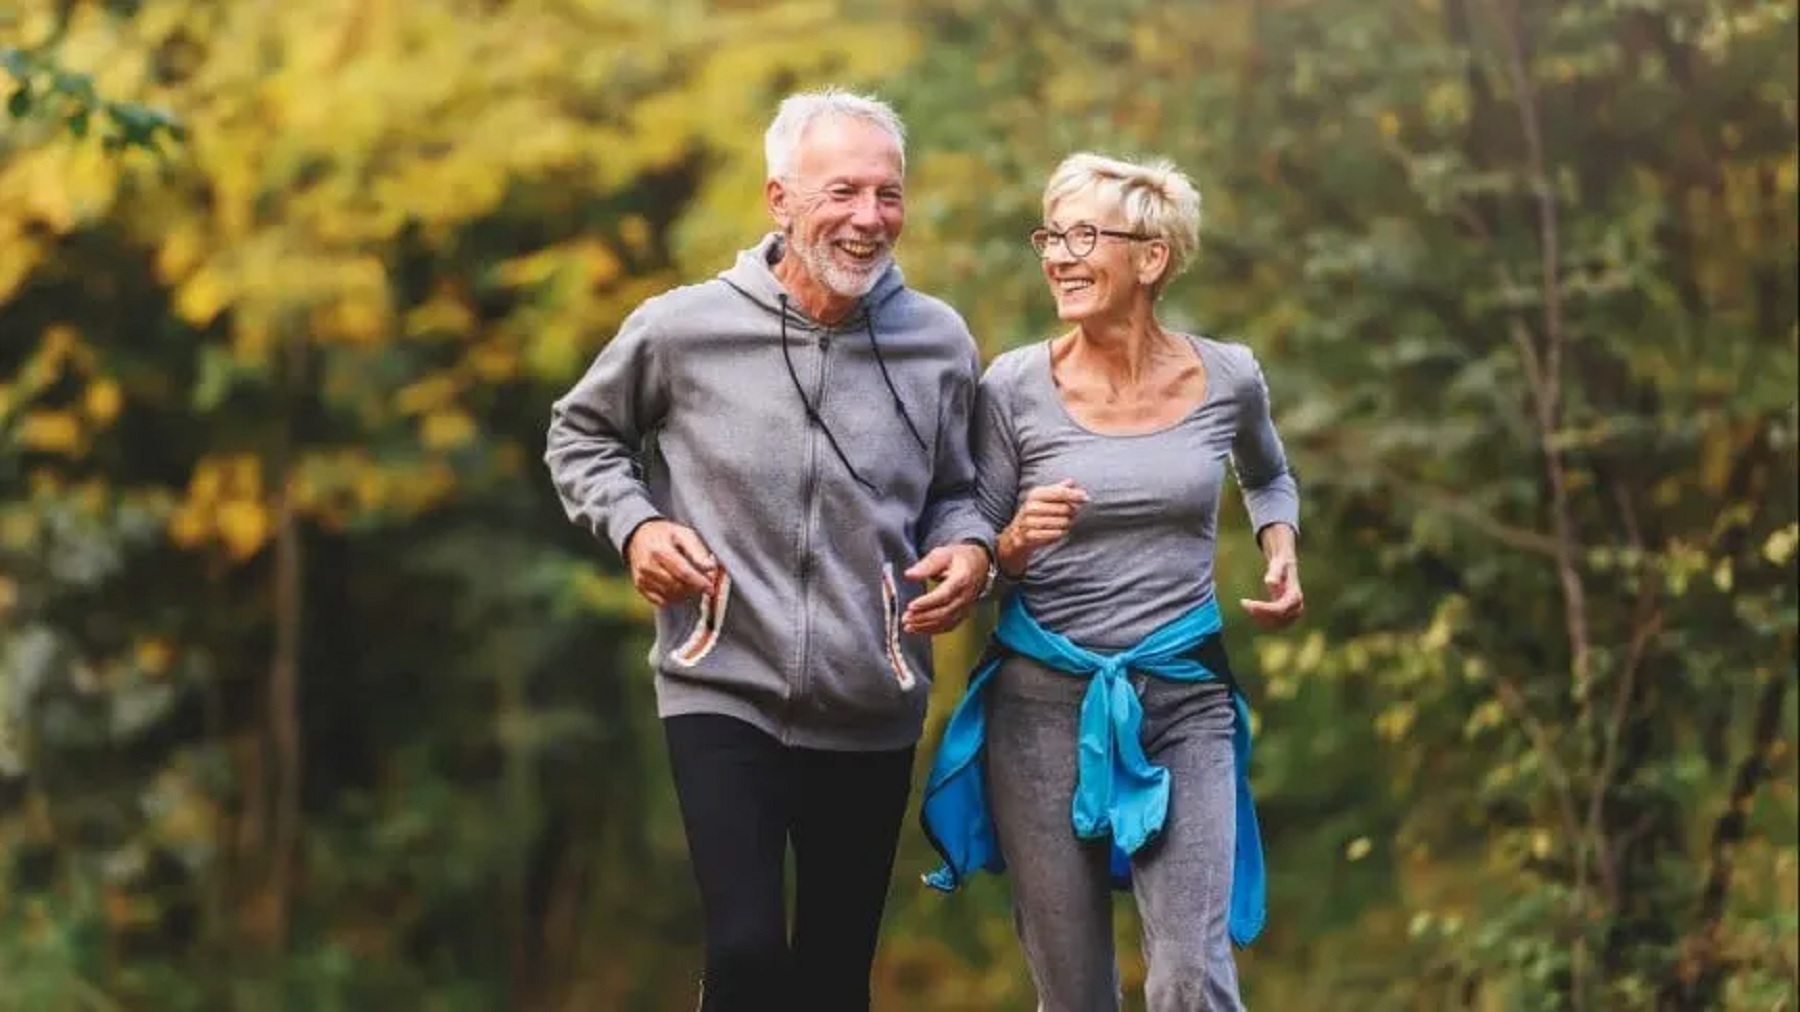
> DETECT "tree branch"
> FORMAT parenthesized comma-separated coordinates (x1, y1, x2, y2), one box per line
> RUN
(1485, 0, 1591, 696)
(1479, 1, 1597, 1005)
(264, 329, 307, 951)
(1320, 433, 1566, 558)
(1661, 664, 1795, 1010)
(1494, 674, 1587, 863)
(1399, 473, 1564, 558)
(1588, 583, 1663, 909)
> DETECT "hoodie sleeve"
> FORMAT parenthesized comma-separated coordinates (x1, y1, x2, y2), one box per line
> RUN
(544, 300, 671, 557)
(917, 342, 998, 556)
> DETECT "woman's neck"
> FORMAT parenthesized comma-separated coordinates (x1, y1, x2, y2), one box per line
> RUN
(1066, 311, 1172, 389)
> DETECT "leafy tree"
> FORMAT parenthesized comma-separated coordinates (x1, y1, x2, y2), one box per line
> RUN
(2, 0, 1792, 1009)
(2, 1, 913, 1008)
(885, 0, 1797, 1009)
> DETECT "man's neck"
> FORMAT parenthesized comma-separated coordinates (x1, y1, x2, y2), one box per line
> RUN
(771, 247, 857, 325)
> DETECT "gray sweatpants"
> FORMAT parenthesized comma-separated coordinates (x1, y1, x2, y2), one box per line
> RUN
(986, 655, 1246, 1012)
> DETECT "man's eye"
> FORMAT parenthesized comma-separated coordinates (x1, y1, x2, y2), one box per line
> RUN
(830, 187, 858, 200)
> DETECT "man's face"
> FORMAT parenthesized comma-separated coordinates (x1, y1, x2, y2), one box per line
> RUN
(769, 116, 905, 300)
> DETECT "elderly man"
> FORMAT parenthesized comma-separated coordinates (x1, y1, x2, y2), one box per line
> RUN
(544, 88, 994, 1011)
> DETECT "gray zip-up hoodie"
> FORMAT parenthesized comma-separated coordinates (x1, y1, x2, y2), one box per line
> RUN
(545, 234, 992, 751)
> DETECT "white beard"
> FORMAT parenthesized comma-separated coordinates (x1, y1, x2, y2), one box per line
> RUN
(793, 235, 890, 299)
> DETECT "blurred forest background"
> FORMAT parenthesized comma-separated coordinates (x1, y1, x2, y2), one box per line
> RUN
(1, 0, 1795, 1009)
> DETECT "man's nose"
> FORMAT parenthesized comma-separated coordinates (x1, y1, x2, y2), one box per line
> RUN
(848, 192, 883, 228)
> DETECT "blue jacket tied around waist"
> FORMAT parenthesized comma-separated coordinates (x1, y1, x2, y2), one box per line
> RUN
(920, 592, 1267, 948)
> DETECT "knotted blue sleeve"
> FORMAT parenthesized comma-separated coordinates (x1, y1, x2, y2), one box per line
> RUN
(919, 594, 1268, 948)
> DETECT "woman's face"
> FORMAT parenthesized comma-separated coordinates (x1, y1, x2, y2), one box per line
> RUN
(1038, 191, 1150, 324)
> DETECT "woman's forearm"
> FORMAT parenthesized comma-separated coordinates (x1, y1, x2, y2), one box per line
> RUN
(1258, 522, 1298, 563)
(996, 523, 1032, 578)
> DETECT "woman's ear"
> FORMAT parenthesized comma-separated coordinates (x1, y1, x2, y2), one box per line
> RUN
(1136, 239, 1172, 289)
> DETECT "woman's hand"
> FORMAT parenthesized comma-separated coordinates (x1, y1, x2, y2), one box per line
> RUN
(1240, 523, 1304, 629)
(998, 480, 1089, 576)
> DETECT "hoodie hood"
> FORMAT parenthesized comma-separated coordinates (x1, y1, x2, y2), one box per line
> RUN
(719, 232, 907, 326)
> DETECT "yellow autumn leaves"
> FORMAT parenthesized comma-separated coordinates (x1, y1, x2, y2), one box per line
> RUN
(4, 0, 925, 585)
(163, 450, 462, 560)
(166, 455, 273, 560)
(3, 325, 122, 456)
(11, 378, 121, 455)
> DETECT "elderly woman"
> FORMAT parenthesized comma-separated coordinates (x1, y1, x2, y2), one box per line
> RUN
(922, 153, 1304, 1011)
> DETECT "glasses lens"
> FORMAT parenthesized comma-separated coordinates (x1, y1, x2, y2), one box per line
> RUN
(1067, 224, 1098, 258)
(1028, 229, 1052, 256)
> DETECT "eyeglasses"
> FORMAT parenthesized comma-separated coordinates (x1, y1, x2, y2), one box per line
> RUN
(1028, 224, 1155, 259)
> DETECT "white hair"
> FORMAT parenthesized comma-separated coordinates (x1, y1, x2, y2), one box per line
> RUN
(764, 88, 907, 182)
(1043, 152, 1203, 282)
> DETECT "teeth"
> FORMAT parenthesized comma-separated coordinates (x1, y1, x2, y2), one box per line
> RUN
(838, 239, 880, 257)
(1058, 279, 1092, 292)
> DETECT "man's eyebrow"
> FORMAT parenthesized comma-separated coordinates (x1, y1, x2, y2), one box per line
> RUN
(815, 175, 904, 188)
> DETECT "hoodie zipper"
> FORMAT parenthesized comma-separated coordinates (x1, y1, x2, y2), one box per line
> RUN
(792, 326, 833, 737)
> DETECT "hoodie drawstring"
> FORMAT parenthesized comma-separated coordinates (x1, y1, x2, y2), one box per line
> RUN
(779, 294, 879, 494)
(865, 313, 930, 456)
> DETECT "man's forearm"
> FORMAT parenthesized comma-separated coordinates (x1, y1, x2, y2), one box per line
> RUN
(918, 491, 993, 557)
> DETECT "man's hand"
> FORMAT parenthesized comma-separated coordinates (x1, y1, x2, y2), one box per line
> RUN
(902, 542, 991, 635)
(625, 519, 717, 607)
(1240, 546, 1304, 630)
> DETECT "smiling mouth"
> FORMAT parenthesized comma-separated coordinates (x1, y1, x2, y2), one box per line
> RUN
(1056, 278, 1094, 294)
(836, 238, 885, 263)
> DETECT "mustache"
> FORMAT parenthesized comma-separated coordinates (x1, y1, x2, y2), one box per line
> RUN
(782, 227, 891, 246)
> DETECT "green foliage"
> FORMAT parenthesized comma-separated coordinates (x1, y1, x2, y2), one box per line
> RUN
(884, 0, 1798, 1008)
(2, 0, 911, 1008)
(3, 30, 183, 151)
(0, 0, 1794, 1009)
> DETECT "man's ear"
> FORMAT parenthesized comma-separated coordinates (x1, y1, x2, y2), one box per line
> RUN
(766, 177, 790, 229)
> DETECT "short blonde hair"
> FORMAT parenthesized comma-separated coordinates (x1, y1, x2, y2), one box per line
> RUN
(1043, 152, 1202, 283)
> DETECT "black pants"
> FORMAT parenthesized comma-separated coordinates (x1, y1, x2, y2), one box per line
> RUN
(664, 713, 916, 1012)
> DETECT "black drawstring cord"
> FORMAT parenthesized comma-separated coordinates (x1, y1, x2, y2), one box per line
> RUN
(864, 313, 930, 455)
(779, 294, 878, 494)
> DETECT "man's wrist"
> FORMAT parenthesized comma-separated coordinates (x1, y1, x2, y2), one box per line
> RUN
(958, 537, 999, 598)
(620, 516, 667, 562)
(958, 537, 995, 563)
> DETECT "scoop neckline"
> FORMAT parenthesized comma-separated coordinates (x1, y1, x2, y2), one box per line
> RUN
(1039, 333, 1217, 439)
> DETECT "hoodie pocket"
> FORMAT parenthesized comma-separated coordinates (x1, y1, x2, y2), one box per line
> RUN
(670, 570, 732, 668)
(879, 563, 918, 690)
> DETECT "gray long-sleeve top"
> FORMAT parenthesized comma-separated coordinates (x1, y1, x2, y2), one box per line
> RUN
(973, 335, 1299, 651)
